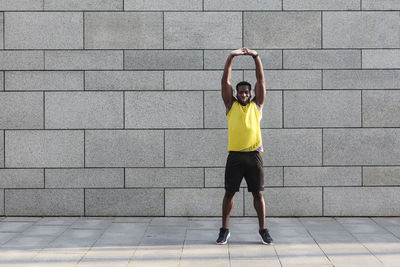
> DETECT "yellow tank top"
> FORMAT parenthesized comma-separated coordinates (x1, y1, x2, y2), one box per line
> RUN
(226, 101, 263, 152)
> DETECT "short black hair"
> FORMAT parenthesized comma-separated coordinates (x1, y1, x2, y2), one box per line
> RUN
(236, 81, 251, 92)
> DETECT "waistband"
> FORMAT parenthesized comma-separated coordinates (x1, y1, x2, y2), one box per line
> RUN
(229, 151, 260, 154)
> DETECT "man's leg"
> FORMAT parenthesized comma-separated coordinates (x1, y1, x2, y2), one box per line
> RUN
(252, 191, 265, 230)
(222, 190, 236, 229)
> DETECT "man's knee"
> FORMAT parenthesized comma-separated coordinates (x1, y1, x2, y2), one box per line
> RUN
(252, 191, 264, 200)
(224, 190, 236, 199)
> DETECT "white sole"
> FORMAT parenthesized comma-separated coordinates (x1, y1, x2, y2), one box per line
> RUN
(216, 232, 230, 245)
(258, 232, 274, 245)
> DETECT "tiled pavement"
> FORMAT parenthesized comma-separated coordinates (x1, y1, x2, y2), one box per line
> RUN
(0, 217, 399, 267)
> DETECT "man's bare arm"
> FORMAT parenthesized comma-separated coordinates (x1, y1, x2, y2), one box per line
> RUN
(222, 48, 246, 113)
(244, 48, 266, 110)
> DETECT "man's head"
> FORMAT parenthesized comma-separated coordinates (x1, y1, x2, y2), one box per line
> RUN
(236, 81, 252, 106)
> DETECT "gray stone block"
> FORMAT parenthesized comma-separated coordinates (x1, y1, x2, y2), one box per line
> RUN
(204, 50, 282, 70)
(245, 70, 322, 90)
(125, 168, 204, 187)
(5, 130, 84, 168)
(284, 167, 361, 186)
(164, 12, 242, 49)
(362, 0, 400, 10)
(205, 167, 283, 187)
(245, 187, 322, 216)
(283, 0, 360, 10)
(44, 0, 123, 10)
(5, 71, 83, 91)
(125, 0, 202, 10)
(0, 0, 43, 10)
(165, 188, 243, 216)
(85, 71, 163, 91)
(0, 92, 43, 129)
(45, 50, 123, 70)
(261, 129, 322, 166)
(283, 49, 361, 69)
(0, 169, 44, 188)
(5, 12, 83, 49)
(45, 91, 123, 129)
(45, 168, 124, 188)
(0, 13, 2, 49)
(244, 12, 321, 48)
(363, 90, 400, 127)
(324, 187, 400, 216)
(125, 91, 203, 128)
(362, 49, 400, 68)
(0, 131, 3, 168)
(0, 190, 3, 215)
(85, 189, 164, 216)
(323, 128, 400, 165)
(0, 51, 43, 70)
(124, 50, 203, 70)
(204, 0, 281, 10)
(0, 72, 3, 91)
(204, 90, 282, 128)
(284, 90, 361, 127)
(85, 130, 164, 167)
(5, 189, 84, 216)
(323, 11, 400, 48)
(165, 130, 227, 167)
(85, 12, 162, 49)
(323, 70, 400, 89)
(363, 167, 400, 186)
(165, 70, 242, 91)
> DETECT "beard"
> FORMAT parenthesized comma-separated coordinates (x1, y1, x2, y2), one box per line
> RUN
(237, 97, 250, 106)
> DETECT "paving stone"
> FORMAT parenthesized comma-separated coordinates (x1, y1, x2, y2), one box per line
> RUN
(323, 128, 400, 165)
(323, 11, 400, 48)
(164, 12, 242, 49)
(85, 189, 164, 216)
(165, 70, 242, 90)
(125, 91, 203, 128)
(5, 130, 84, 168)
(363, 90, 400, 127)
(6, 71, 83, 91)
(363, 167, 400, 186)
(0, 92, 43, 129)
(204, 0, 281, 10)
(36, 217, 78, 226)
(204, 167, 283, 187)
(245, 187, 323, 216)
(0, 0, 43, 10)
(244, 12, 321, 48)
(85, 71, 163, 91)
(124, 50, 203, 70)
(5, 189, 84, 216)
(324, 187, 400, 216)
(45, 91, 123, 129)
(0, 51, 43, 70)
(323, 70, 400, 89)
(45, 50, 123, 70)
(85, 12, 162, 49)
(69, 219, 112, 229)
(204, 50, 282, 70)
(125, 0, 201, 10)
(165, 188, 243, 216)
(46, 228, 103, 252)
(362, 0, 400, 10)
(0, 169, 43, 188)
(284, 90, 361, 127)
(78, 247, 132, 267)
(45, 168, 124, 188)
(284, 167, 361, 186)
(22, 225, 68, 236)
(85, 130, 164, 167)
(5, 12, 83, 49)
(245, 70, 322, 90)
(204, 90, 282, 128)
(283, 0, 360, 10)
(125, 168, 203, 188)
(44, 0, 123, 10)
(0, 222, 33, 232)
(283, 49, 361, 69)
(362, 49, 400, 68)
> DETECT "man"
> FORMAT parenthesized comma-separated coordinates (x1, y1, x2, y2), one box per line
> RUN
(216, 47, 273, 245)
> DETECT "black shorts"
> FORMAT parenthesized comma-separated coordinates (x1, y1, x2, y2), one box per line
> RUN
(224, 151, 264, 193)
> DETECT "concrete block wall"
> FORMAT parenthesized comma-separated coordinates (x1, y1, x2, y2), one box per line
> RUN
(0, 0, 399, 216)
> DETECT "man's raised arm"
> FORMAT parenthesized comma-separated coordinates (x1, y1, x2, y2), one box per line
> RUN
(244, 48, 266, 110)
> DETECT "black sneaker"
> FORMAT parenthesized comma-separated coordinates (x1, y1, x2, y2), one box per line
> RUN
(258, 228, 273, 245)
(216, 227, 230, 245)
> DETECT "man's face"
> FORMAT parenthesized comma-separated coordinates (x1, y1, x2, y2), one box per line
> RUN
(236, 85, 251, 106)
